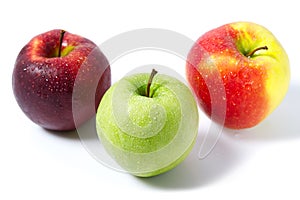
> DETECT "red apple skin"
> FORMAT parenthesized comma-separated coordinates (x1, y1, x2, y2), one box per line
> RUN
(12, 29, 111, 131)
(186, 22, 290, 129)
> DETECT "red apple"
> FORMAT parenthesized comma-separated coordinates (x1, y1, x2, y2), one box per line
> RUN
(186, 22, 290, 129)
(12, 29, 111, 131)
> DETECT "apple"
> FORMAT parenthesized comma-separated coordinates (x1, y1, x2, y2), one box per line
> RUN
(186, 22, 290, 129)
(12, 29, 111, 131)
(96, 69, 199, 177)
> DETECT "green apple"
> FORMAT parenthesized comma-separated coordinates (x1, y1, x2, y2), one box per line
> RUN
(96, 69, 199, 177)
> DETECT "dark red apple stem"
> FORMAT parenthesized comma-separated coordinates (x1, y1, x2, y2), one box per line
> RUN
(58, 30, 66, 57)
(246, 46, 268, 57)
(146, 69, 158, 98)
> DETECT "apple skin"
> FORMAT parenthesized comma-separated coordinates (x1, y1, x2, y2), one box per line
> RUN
(186, 22, 290, 129)
(12, 29, 111, 131)
(96, 72, 199, 177)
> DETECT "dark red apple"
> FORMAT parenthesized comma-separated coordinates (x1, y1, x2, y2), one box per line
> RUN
(12, 29, 111, 131)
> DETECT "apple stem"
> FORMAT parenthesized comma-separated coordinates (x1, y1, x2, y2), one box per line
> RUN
(146, 69, 158, 98)
(246, 46, 268, 58)
(58, 30, 66, 57)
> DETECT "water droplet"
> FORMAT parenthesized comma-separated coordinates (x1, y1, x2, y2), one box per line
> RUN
(230, 72, 237, 79)
(42, 94, 48, 99)
(37, 91, 41, 97)
(243, 74, 249, 79)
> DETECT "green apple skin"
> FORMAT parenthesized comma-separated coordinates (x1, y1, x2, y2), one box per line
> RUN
(96, 73, 199, 177)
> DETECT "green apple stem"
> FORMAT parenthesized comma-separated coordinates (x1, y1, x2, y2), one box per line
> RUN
(146, 69, 158, 98)
(58, 30, 66, 57)
(246, 46, 268, 58)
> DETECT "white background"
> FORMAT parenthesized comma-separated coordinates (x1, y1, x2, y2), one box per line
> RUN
(1, 0, 300, 199)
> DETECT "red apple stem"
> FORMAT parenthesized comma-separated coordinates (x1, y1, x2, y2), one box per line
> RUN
(246, 46, 268, 58)
(146, 69, 158, 98)
(58, 30, 66, 57)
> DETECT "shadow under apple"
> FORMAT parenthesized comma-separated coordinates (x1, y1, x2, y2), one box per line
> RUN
(225, 84, 300, 141)
(42, 114, 98, 141)
(43, 128, 79, 140)
(137, 131, 247, 189)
